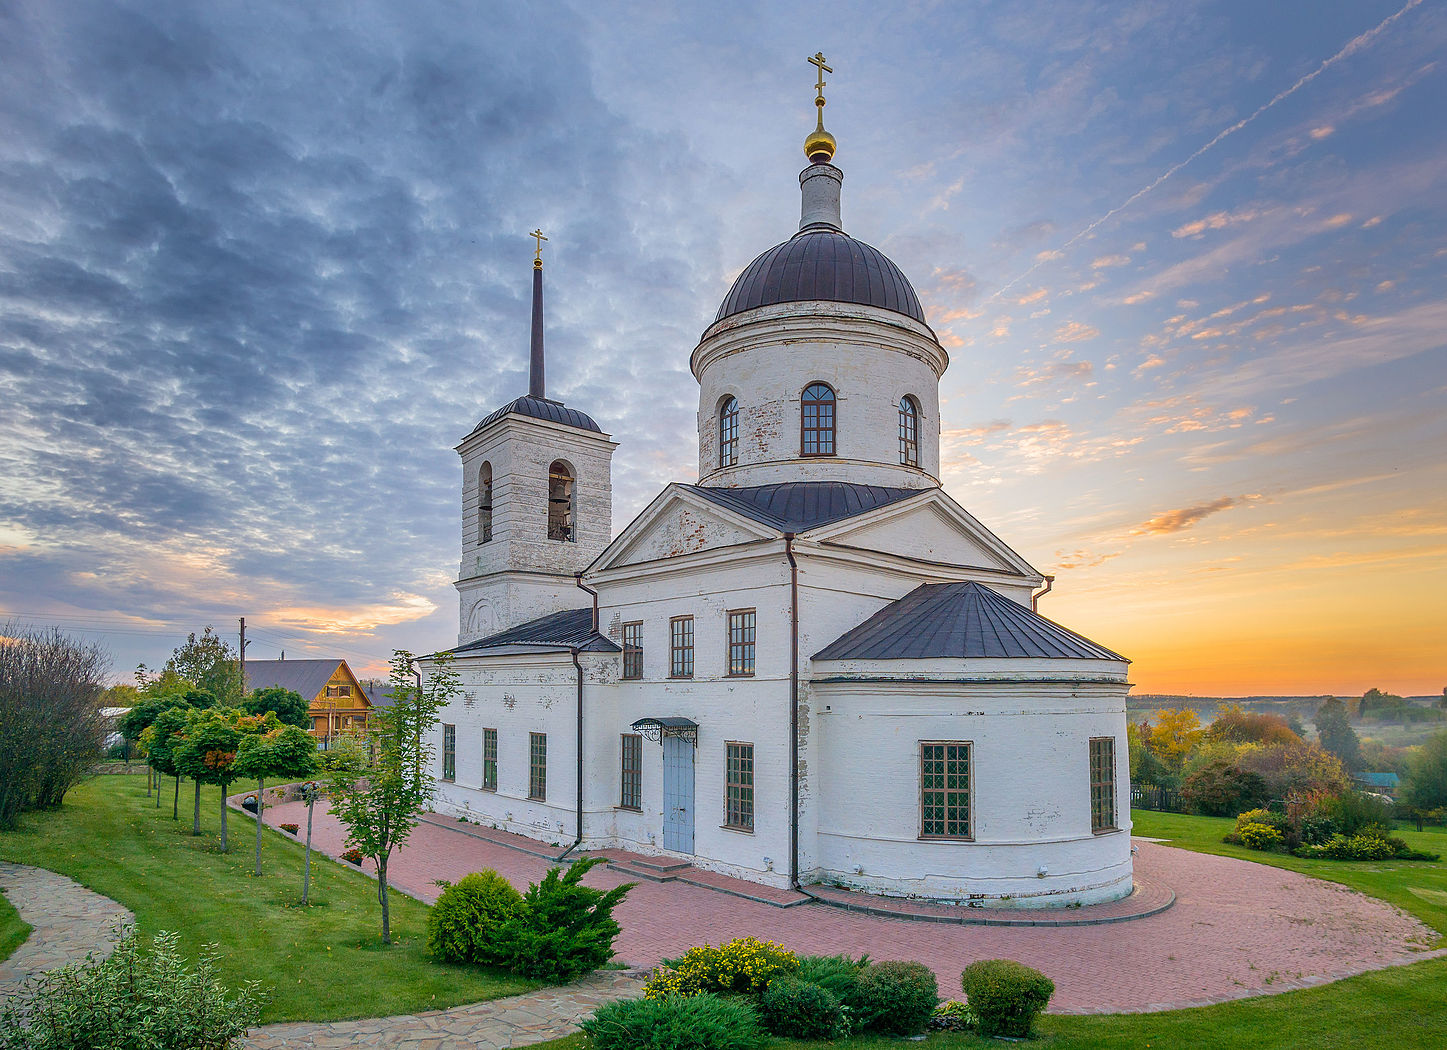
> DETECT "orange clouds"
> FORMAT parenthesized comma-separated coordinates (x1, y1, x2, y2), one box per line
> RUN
(1132, 495, 1255, 536)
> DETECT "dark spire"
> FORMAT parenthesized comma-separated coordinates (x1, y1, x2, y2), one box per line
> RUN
(528, 228, 547, 399)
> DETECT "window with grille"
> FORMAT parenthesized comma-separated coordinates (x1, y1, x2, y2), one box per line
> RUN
(478, 462, 493, 543)
(529, 732, 547, 800)
(547, 460, 575, 542)
(442, 724, 456, 782)
(622, 622, 643, 680)
(719, 397, 739, 467)
(620, 734, 642, 809)
(801, 382, 836, 456)
(727, 610, 756, 676)
(482, 727, 497, 791)
(1090, 737, 1117, 832)
(726, 742, 754, 831)
(669, 616, 694, 678)
(920, 741, 971, 839)
(898, 396, 919, 466)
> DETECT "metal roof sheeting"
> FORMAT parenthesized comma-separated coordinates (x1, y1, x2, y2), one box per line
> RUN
(450, 607, 620, 655)
(812, 581, 1126, 662)
(243, 659, 345, 700)
(472, 394, 602, 435)
(686, 481, 920, 532)
(715, 229, 927, 326)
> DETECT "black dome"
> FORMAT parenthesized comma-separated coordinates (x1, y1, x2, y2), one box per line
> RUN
(715, 228, 926, 326)
(473, 394, 601, 435)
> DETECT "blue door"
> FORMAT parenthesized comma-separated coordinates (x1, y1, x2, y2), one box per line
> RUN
(662, 735, 695, 854)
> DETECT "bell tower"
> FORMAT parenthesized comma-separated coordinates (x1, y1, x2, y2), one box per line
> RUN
(454, 233, 616, 644)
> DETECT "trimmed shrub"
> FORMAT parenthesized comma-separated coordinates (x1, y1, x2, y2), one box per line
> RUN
(793, 953, 869, 1014)
(580, 993, 766, 1050)
(426, 870, 524, 966)
(1237, 822, 1285, 851)
(854, 960, 938, 1036)
(643, 937, 799, 999)
(1298, 814, 1337, 845)
(962, 958, 1055, 1039)
(0, 929, 262, 1050)
(497, 858, 633, 981)
(930, 999, 978, 1032)
(759, 977, 846, 1039)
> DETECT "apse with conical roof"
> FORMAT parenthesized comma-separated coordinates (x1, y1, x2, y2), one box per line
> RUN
(692, 56, 947, 491)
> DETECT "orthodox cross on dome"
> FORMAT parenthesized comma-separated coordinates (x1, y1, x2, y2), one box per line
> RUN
(804, 52, 837, 164)
(530, 228, 548, 270)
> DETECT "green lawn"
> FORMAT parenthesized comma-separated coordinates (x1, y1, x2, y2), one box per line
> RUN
(534, 809, 1447, 1050)
(0, 775, 536, 1023)
(0, 886, 31, 963)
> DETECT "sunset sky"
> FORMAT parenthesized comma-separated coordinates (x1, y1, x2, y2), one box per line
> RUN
(1, 0, 1443, 696)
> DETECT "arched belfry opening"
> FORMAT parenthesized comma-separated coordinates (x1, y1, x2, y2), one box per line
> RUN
(478, 462, 493, 543)
(548, 460, 575, 541)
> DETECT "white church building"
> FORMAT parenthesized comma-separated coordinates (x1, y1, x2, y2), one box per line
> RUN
(426, 71, 1133, 908)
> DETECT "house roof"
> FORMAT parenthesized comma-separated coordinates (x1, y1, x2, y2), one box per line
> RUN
(813, 581, 1126, 662)
(684, 481, 920, 533)
(243, 659, 347, 700)
(450, 607, 620, 656)
(1355, 772, 1400, 789)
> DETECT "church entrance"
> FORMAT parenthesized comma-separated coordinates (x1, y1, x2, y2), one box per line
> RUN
(661, 735, 695, 853)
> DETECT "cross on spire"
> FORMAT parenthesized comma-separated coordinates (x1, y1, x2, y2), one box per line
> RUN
(530, 228, 548, 269)
(809, 51, 832, 108)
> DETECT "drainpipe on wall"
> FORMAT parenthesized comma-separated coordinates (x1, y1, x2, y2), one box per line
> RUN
(784, 533, 801, 889)
(575, 573, 600, 633)
(556, 644, 585, 863)
(1031, 574, 1056, 612)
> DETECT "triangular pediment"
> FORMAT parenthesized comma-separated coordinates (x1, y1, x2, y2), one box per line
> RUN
(590, 484, 779, 573)
(808, 489, 1040, 579)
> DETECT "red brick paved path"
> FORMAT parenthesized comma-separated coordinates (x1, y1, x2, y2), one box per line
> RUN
(261, 800, 1442, 1013)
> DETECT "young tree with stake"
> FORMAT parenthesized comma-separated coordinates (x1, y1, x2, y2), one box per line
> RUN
(325, 651, 457, 943)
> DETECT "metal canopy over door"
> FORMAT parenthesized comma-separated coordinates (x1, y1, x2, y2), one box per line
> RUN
(661, 735, 695, 853)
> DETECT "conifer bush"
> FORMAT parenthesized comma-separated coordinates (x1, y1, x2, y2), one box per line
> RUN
(793, 952, 869, 1014)
(961, 958, 1055, 1039)
(580, 993, 766, 1050)
(426, 870, 524, 966)
(497, 857, 633, 981)
(758, 976, 847, 1039)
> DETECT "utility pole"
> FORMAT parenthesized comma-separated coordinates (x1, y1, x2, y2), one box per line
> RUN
(239, 617, 251, 696)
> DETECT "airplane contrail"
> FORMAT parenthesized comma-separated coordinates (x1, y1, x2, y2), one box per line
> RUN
(987, 0, 1425, 303)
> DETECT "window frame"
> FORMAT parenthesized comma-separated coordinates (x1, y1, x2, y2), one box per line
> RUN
(726, 609, 756, 677)
(719, 396, 739, 467)
(919, 740, 972, 840)
(528, 732, 547, 801)
(442, 724, 456, 783)
(669, 615, 695, 679)
(1090, 736, 1118, 833)
(898, 395, 919, 467)
(724, 741, 755, 832)
(481, 727, 497, 791)
(800, 382, 836, 457)
(621, 621, 644, 680)
(619, 733, 643, 810)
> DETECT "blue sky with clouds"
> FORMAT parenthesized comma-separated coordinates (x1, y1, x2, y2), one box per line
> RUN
(2, 0, 1443, 694)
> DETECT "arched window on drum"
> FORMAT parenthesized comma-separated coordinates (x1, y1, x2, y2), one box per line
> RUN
(801, 382, 835, 457)
(719, 396, 739, 467)
(547, 461, 575, 542)
(898, 396, 919, 467)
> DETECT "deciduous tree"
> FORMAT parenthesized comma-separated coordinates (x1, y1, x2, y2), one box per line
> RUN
(325, 651, 458, 943)
(1405, 730, 1447, 811)
(240, 686, 309, 729)
(164, 627, 243, 708)
(173, 709, 249, 850)
(234, 723, 317, 875)
(1314, 697, 1362, 772)
(1146, 708, 1204, 769)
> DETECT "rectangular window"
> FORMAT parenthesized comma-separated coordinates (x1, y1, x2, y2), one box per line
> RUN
(622, 622, 643, 680)
(727, 610, 756, 676)
(620, 734, 642, 809)
(442, 724, 456, 782)
(1091, 736, 1117, 832)
(669, 616, 694, 678)
(529, 732, 547, 801)
(920, 741, 971, 839)
(482, 727, 497, 791)
(725, 742, 754, 831)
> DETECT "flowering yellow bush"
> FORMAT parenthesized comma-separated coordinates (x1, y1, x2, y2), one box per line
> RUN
(643, 937, 799, 999)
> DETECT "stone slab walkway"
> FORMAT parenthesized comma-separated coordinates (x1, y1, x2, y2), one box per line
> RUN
(246, 970, 645, 1049)
(0, 861, 133, 999)
(260, 799, 1446, 1014)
